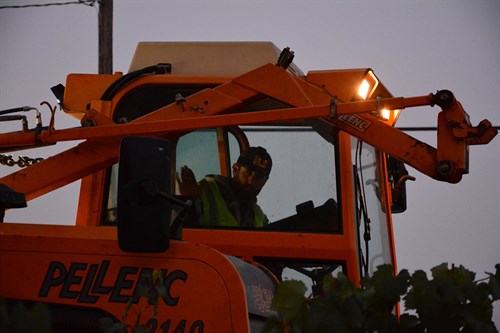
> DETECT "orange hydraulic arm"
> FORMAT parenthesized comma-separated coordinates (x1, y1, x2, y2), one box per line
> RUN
(329, 90, 497, 183)
(0, 64, 497, 201)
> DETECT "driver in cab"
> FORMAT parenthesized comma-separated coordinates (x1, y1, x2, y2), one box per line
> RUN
(176, 146, 272, 227)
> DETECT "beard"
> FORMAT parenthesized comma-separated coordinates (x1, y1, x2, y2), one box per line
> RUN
(231, 180, 260, 202)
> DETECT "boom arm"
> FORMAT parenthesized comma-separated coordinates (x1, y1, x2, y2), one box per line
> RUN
(329, 89, 497, 183)
(0, 64, 497, 201)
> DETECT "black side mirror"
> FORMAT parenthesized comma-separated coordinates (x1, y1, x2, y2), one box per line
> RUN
(117, 136, 173, 252)
(0, 183, 27, 222)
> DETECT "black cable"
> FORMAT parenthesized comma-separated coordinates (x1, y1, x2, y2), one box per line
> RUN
(100, 64, 171, 101)
(241, 126, 500, 132)
(397, 127, 438, 131)
(0, 106, 36, 115)
(397, 126, 500, 131)
(354, 140, 372, 278)
(357, 141, 372, 277)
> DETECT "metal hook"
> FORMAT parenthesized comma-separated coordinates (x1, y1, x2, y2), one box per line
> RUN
(40, 101, 57, 132)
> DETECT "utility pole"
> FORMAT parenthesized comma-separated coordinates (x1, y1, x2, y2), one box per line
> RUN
(98, 0, 113, 74)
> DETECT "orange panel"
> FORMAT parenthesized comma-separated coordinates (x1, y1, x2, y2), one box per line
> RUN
(0, 224, 250, 332)
(63, 73, 123, 118)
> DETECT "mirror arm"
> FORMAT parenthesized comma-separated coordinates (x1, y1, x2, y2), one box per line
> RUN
(141, 180, 192, 208)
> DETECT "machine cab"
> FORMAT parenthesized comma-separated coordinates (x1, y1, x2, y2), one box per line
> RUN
(71, 42, 397, 291)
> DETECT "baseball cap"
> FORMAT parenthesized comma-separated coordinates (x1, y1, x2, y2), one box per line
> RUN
(237, 146, 272, 177)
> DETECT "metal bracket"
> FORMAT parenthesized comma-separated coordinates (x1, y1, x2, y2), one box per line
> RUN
(330, 97, 338, 118)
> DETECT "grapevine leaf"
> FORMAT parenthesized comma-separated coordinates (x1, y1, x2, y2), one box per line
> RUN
(271, 280, 308, 327)
(487, 264, 500, 301)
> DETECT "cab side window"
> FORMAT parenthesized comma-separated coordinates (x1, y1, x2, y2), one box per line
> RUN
(175, 129, 241, 195)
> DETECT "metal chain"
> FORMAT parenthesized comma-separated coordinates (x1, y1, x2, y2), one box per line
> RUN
(0, 154, 44, 167)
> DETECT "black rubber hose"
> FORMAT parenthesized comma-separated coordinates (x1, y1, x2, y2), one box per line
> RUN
(0, 106, 34, 116)
(101, 63, 171, 101)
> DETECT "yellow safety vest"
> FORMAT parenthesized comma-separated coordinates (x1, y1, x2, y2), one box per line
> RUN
(199, 177, 266, 227)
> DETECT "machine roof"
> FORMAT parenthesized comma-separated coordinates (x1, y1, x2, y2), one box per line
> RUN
(129, 41, 304, 77)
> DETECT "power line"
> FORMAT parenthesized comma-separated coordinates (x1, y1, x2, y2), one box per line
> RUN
(397, 126, 500, 132)
(240, 126, 500, 132)
(398, 127, 438, 131)
(0, 0, 96, 9)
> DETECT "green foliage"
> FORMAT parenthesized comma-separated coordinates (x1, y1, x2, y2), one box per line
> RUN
(0, 299, 51, 333)
(100, 269, 165, 333)
(265, 263, 500, 333)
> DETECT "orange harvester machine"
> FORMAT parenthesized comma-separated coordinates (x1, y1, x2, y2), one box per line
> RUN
(0, 42, 497, 332)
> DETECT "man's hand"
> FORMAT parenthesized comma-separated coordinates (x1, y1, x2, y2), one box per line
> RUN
(175, 165, 200, 196)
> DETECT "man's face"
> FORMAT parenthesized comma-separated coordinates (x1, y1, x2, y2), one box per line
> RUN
(231, 163, 269, 202)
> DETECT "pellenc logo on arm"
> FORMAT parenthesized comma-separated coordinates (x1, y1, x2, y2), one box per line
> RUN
(337, 114, 372, 132)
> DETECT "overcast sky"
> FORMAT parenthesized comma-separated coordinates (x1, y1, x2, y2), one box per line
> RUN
(1, 0, 499, 323)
